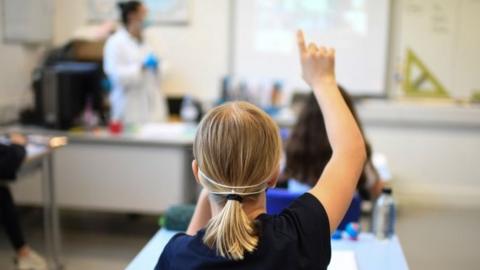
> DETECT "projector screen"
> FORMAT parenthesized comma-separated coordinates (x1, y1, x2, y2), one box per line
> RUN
(233, 0, 390, 96)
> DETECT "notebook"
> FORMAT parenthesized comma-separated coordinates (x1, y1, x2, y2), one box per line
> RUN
(328, 250, 358, 270)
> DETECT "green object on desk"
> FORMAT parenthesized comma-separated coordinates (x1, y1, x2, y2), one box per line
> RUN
(159, 204, 195, 231)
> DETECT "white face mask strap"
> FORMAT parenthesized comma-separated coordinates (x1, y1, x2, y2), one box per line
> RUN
(198, 169, 269, 190)
(210, 188, 267, 196)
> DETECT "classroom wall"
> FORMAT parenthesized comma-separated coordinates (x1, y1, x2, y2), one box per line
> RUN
(358, 101, 480, 208)
(144, 2, 230, 100)
(0, 4, 45, 123)
(53, 0, 87, 46)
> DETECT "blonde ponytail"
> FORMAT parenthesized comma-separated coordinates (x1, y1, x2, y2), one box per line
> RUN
(193, 101, 282, 260)
(203, 197, 258, 260)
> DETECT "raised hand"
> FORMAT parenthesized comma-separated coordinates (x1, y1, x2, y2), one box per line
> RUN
(297, 30, 336, 87)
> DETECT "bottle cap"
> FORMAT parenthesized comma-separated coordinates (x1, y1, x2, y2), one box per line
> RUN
(382, 187, 392, 195)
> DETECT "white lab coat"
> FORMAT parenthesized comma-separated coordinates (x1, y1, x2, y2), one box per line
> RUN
(104, 28, 167, 125)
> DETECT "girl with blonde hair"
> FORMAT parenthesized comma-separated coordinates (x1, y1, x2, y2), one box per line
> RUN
(156, 30, 366, 270)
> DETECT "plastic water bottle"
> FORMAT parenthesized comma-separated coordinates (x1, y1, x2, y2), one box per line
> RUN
(372, 187, 396, 239)
(180, 95, 198, 123)
(82, 97, 99, 130)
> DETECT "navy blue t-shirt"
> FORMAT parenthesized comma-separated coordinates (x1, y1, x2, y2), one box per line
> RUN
(155, 193, 331, 270)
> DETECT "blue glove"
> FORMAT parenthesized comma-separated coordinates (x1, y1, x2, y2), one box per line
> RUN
(143, 53, 159, 71)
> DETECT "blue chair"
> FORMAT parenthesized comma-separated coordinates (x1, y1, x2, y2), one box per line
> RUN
(266, 188, 361, 230)
(266, 188, 303, 215)
(338, 193, 362, 230)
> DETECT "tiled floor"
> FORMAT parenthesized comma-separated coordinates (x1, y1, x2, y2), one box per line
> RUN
(0, 209, 158, 270)
(396, 206, 480, 270)
(1, 205, 479, 270)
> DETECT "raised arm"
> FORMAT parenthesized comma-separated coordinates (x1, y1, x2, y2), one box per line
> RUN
(297, 30, 366, 232)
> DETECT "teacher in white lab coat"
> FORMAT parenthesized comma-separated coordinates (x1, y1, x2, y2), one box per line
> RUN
(104, 1, 167, 126)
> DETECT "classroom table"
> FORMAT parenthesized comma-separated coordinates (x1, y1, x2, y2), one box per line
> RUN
(10, 123, 197, 214)
(331, 233, 409, 270)
(15, 136, 67, 270)
(126, 229, 409, 270)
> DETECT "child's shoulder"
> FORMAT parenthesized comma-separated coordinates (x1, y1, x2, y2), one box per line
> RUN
(165, 232, 193, 249)
(156, 232, 193, 269)
(262, 192, 330, 240)
(163, 230, 211, 255)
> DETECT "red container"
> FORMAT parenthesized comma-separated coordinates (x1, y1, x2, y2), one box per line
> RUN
(109, 121, 123, 134)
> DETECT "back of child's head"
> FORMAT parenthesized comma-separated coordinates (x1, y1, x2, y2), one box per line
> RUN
(193, 101, 282, 260)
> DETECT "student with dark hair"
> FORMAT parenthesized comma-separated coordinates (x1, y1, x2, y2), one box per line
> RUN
(284, 87, 384, 201)
(104, 1, 168, 127)
(1, 133, 47, 270)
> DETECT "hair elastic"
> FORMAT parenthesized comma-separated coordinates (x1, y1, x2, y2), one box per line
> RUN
(226, 194, 243, 203)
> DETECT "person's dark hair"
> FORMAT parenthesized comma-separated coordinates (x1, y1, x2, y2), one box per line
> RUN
(117, 1, 142, 26)
(284, 86, 374, 199)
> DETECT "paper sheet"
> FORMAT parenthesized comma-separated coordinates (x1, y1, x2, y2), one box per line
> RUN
(26, 144, 48, 158)
(328, 250, 358, 270)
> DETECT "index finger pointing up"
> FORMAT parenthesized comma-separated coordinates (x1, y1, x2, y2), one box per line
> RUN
(297, 30, 307, 55)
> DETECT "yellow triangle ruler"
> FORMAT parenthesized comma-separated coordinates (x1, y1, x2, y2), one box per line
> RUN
(403, 49, 449, 98)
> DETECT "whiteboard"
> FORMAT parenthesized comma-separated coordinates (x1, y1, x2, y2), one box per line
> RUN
(2, 0, 53, 44)
(399, 0, 480, 100)
(233, 0, 391, 96)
